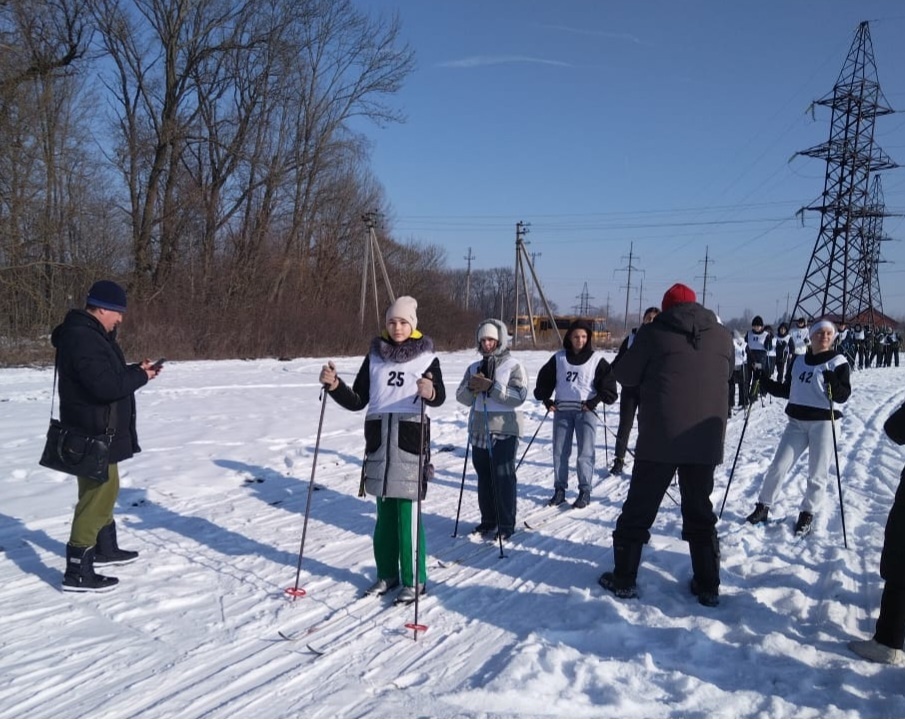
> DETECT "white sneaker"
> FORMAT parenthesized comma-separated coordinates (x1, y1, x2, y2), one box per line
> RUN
(848, 638, 905, 665)
(363, 577, 399, 597)
(395, 583, 426, 605)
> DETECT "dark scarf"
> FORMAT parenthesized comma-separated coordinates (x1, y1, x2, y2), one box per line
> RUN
(370, 334, 434, 364)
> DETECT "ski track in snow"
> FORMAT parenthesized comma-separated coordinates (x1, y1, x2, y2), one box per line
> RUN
(1, 353, 904, 717)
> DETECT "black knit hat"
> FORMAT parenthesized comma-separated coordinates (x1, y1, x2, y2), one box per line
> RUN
(86, 280, 127, 312)
(752, 315, 763, 327)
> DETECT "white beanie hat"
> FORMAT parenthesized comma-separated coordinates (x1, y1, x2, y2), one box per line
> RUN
(385, 296, 418, 330)
(477, 321, 499, 341)
(809, 319, 836, 338)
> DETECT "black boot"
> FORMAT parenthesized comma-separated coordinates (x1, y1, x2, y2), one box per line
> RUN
(689, 535, 721, 607)
(794, 511, 814, 537)
(746, 503, 769, 525)
(94, 521, 139, 566)
(62, 544, 118, 593)
(599, 541, 643, 599)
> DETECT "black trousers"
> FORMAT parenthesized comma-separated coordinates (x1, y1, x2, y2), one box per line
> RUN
(614, 460, 718, 545)
(472, 435, 518, 532)
(614, 387, 639, 460)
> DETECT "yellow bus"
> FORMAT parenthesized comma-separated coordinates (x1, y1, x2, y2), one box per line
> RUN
(514, 315, 610, 345)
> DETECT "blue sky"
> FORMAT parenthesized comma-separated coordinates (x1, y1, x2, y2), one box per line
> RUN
(354, 1, 905, 325)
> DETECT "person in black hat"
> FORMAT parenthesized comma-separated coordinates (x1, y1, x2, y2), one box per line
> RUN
(610, 307, 660, 472)
(533, 318, 618, 508)
(789, 316, 811, 361)
(745, 316, 770, 399)
(51, 280, 162, 592)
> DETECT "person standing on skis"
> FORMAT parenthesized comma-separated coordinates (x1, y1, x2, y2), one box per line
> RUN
(745, 319, 851, 537)
(533, 319, 618, 509)
(319, 296, 445, 604)
(609, 306, 660, 474)
(455, 319, 528, 541)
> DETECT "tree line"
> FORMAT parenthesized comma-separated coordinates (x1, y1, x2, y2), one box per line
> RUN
(0, 0, 528, 364)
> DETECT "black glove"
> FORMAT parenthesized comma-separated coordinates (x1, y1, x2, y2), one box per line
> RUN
(542, 398, 555, 411)
(752, 363, 763, 381)
(823, 370, 838, 394)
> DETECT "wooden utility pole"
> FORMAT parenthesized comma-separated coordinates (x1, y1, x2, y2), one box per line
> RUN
(359, 212, 395, 331)
(512, 221, 559, 349)
(464, 247, 475, 311)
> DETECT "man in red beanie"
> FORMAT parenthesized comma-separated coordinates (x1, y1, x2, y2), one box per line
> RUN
(599, 282, 733, 607)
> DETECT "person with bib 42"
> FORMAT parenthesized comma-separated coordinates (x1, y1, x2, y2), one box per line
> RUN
(745, 319, 851, 537)
(319, 296, 445, 605)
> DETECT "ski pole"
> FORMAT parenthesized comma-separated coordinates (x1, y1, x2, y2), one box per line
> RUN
(718, 377, 759, 519)
(286, 385, 329, 598)
(828, 385, 848, 549)
(601, 401, 610, 467)
(482, 396, 506, 558)
(515, 407, 550, 471)
(405, 396, 429, 640)
(451, 400, 474, 538)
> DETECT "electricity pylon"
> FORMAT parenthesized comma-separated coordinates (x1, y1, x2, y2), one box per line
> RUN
(793, 21, 896, 322)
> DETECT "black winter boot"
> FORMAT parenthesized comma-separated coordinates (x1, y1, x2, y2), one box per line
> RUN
(689, 536, 721, 607)
(94, 521, 139, 566)
(794, 511, 814, 537)
(62, 544, 118, 593)
(746, 503, 769, 525)
(599, 542, 643, 599)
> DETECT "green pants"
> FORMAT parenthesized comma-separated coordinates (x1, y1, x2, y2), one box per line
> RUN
(373, 497, 427, 586)
(69, 464, 119, 547)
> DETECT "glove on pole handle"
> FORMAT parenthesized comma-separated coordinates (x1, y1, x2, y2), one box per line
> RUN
(286, 385, 330, 598)
(515, 408, 550, 471)
(719, 377, 759, 519)
(828, 385, 848, 549)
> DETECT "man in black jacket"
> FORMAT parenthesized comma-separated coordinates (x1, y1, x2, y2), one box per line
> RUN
(849, 401, 905, 665)
(599, 283, 733, 607)
(51, 280, 161, 592)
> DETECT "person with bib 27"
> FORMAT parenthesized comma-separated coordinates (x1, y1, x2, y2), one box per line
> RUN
(533, 319, 618, 508)
(319, 296, 445, 605)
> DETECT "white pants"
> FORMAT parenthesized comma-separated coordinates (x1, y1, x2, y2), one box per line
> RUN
(758, 417, 836, 513)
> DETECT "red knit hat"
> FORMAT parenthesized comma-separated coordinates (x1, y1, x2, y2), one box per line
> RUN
(661, 283, 696, 311)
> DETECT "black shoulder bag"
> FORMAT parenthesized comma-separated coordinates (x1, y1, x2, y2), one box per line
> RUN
(39, 356, 114, 482)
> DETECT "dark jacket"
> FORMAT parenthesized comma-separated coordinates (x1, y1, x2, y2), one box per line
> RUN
(612, 302, 733, 465)
(882, 402, 905, 584)
(50, 309, 148, 463)
(533, 322, 618, 411)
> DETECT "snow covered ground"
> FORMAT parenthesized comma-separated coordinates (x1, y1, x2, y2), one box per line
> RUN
(1, 348, 904, 718)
